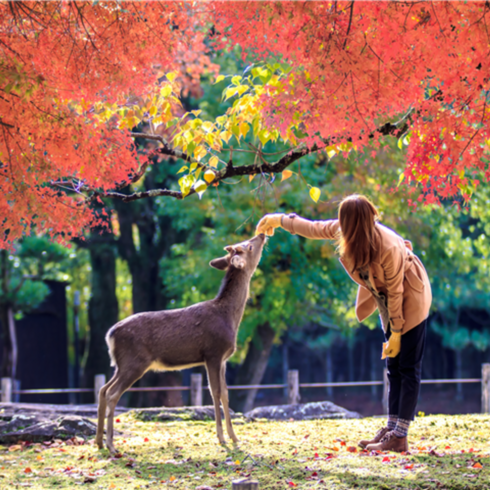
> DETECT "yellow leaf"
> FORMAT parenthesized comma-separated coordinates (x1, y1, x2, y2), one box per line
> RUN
(221, 131, 232, 144)
(193, 179, 207, 199)
(202, 121, 214, 132)
(215, 74, 225, 84)
(326, 145, 336, 159)
(209, 156, 219, 168)
(204, 170, 215, 183)
(309, 186, 321, 203)
(225, 87, 238, 100)
(149, 106, 157, 117)
(258, 129, 270, 146)
(166, 72, 177, 82)
(235, 460, 241, 465)
(239, 123, 249, 138)
(281, 170, 293, 181)
(397, 172, 405, 186)
(194, 146, 207, 161)
(236, 85, 249, 96)
(161, 85, 172, 97)
(249, 174, 255, 183)
(169, 475, 176, 482)
(177, 166, 188, 174)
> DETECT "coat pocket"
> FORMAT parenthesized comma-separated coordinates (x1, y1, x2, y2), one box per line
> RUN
(405, 268, 424, 292)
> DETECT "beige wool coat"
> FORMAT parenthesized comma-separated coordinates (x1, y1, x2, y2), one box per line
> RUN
(281, 215, 432, 334)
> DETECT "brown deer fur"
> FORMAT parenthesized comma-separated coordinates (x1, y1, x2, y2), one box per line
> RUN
(96, 233, 266, 453)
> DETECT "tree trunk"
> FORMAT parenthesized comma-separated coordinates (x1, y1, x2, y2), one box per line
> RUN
(113, 180, 186, 407)
(230, 322, 276, 413)
(85, 235, 119, 386)
(325, 347, 333, 399)
(455, 349, 463, 401)
(0, 250, 17, 379)
(0, 305, 17, 379)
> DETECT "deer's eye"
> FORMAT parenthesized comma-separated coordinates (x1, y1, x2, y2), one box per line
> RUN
(249, 245, 253, 251)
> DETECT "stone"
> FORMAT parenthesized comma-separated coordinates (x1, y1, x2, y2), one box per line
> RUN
(0, 402, 128, 419)
(0, 414, 97, 444)
(131, 406, 236, 422)
(244, 401, 361, 421)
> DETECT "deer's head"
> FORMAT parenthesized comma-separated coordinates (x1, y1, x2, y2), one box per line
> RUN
(210, 234, 266, 274)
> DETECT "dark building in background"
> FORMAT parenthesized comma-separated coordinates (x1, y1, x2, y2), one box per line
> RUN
(0, 280, 68, 404)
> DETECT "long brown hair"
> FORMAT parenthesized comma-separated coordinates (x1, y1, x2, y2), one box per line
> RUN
(336, 195, 381, 272)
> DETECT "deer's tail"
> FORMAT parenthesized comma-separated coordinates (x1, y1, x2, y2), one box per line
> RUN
(105, 328, 117, 367)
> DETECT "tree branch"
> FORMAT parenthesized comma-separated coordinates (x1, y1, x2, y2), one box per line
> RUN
(89, 117, 411, 203)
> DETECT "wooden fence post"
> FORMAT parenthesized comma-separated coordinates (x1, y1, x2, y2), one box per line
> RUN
(287, 370, 300, 405)
(1, 378, 12, 403)
(382, 368, 389, 415)
(482, 364, 490, 414)
(190, 373, 203, 406)
(232, 478, 259, 489)
(94, 374, 106, 404)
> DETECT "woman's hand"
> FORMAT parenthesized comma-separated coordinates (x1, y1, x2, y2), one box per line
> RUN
(381, 331, 402, 359)
(256, 213, 284, 236)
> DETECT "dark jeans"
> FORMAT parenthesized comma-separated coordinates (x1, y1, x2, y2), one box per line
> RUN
(386, 319, 426, 421)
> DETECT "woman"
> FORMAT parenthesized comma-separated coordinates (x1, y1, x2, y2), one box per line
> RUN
(256, 195, 432, 452)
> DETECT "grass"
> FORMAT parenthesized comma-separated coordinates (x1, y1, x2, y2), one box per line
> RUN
(0, 413, 489, 489)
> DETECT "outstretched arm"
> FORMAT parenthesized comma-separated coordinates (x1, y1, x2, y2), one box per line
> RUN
(256, 213, 340, 239)
(281, 214, 340, 240)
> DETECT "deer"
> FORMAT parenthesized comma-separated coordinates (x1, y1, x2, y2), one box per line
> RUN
(96, 233, 267, 453)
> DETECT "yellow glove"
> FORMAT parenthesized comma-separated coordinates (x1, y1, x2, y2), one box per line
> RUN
(256, 213, 284, 237)
(381, 331, 402, 359)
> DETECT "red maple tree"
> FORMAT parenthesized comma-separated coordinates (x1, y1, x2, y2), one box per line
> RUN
(2, 1, 490, 247)
(213, 1, 490, 205)
(0, 1, 211, 247)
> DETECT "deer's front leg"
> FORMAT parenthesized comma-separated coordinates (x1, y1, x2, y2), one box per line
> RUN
(206, 360, 226, 444)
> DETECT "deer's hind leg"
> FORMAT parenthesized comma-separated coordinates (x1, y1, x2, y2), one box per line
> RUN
(105, 364, 147, 453)
(206, 359, 225, 444)
(219, 362, 238, 443)
(96, 372, 119, 449)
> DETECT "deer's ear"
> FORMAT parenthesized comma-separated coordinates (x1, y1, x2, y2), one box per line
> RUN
(209, 256, 229, 271)
(224, 245, 234, 253)
(231, 255, 246, 269)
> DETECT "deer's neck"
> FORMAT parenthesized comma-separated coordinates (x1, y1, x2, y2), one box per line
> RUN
(215, 268, 251, 328)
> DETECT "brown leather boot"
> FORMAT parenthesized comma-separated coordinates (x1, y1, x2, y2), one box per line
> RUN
(366, 430, 409, 453)
(358, 426, 390, 449)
